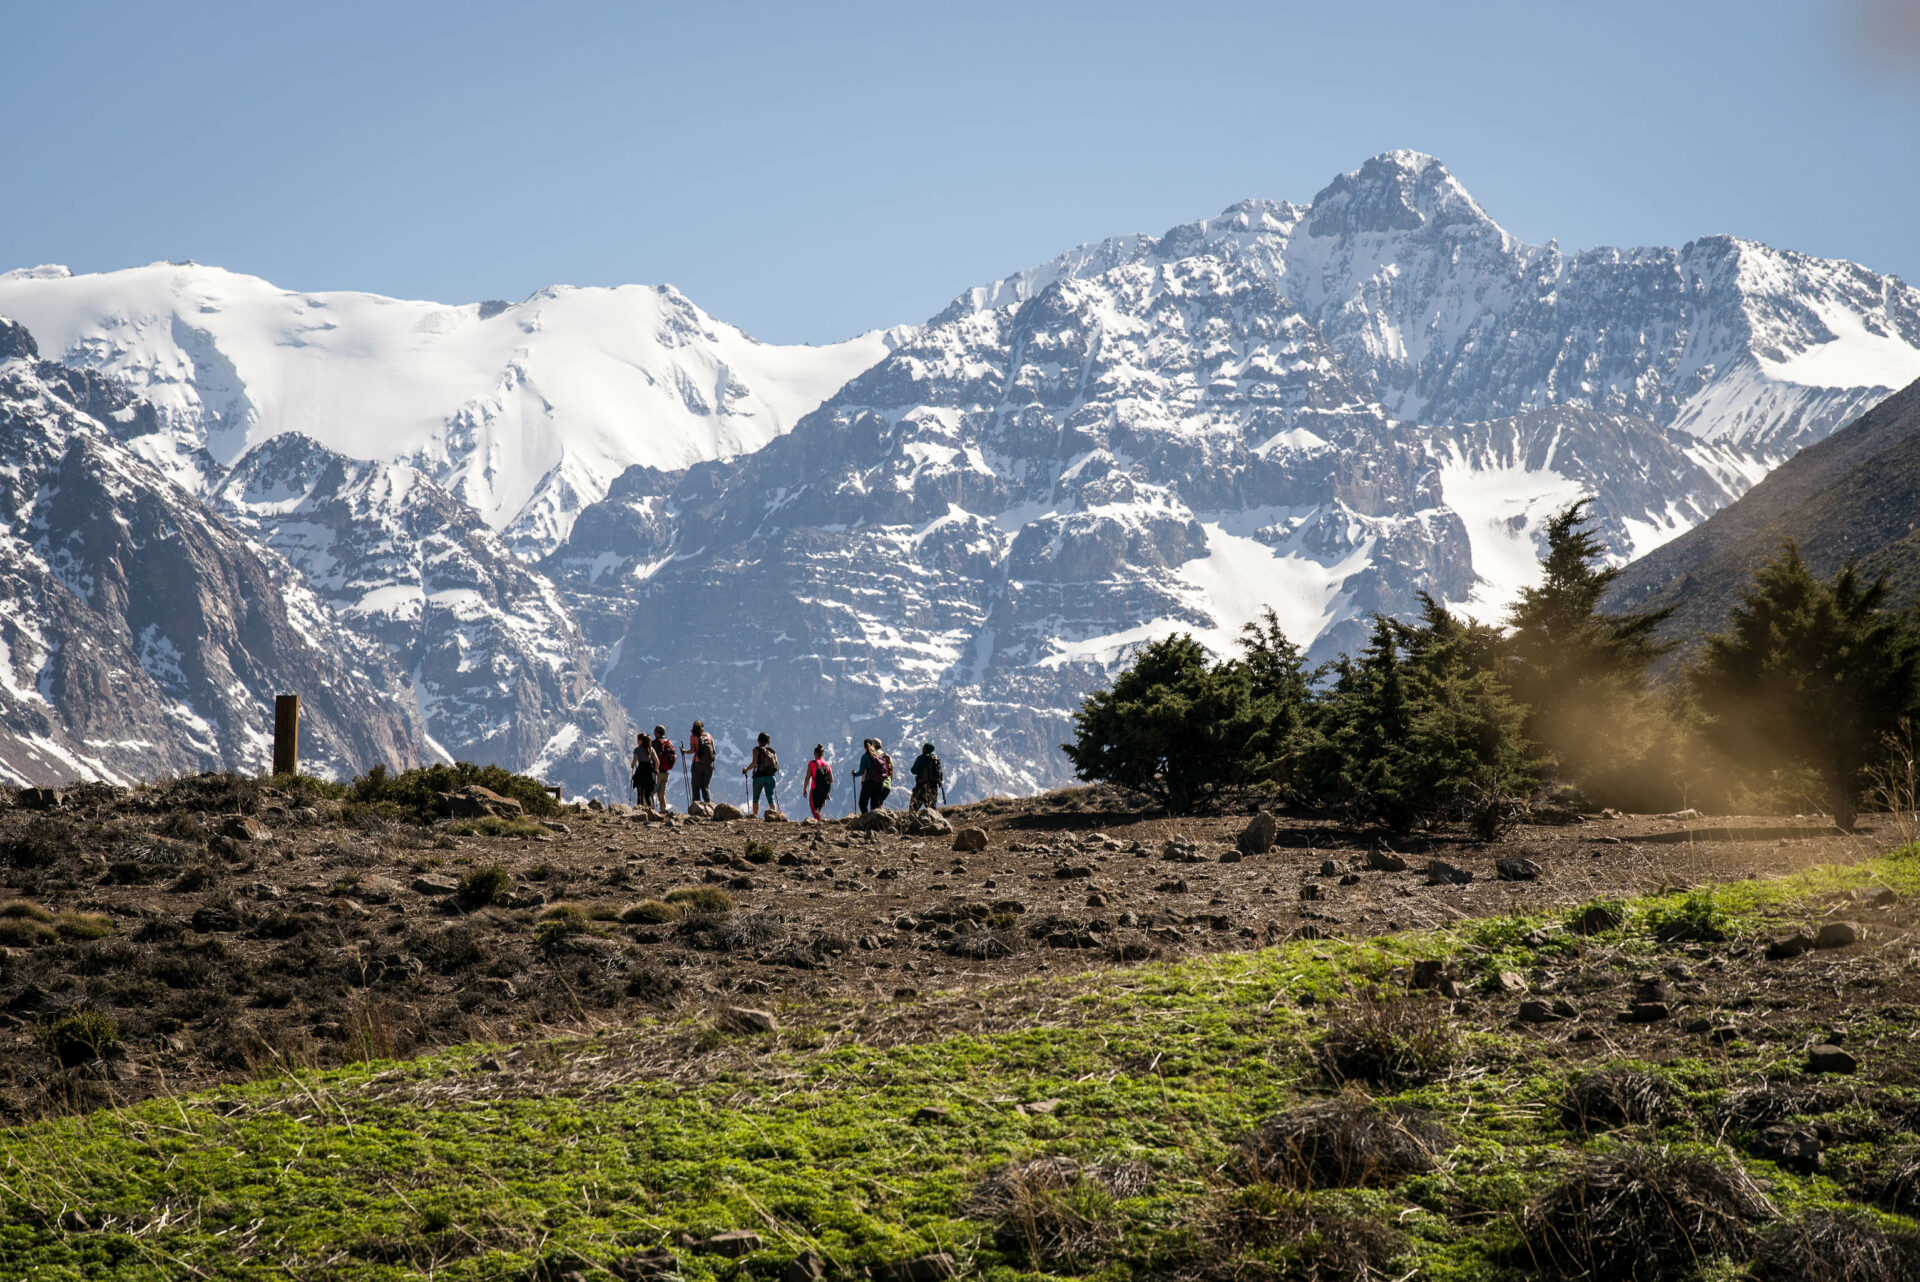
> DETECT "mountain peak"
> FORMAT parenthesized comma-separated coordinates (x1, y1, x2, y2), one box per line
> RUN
(1305, 150, 1495, 239)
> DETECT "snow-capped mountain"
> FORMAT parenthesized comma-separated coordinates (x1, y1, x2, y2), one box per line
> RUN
(0, 319, 423, 785)
(6, 151, 1920, 800)
(555, 153, 1920, 798)
(214, 435, 631, 798)
(0, 263, 906, 556)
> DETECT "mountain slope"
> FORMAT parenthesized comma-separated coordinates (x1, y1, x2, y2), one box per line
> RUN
(0, 263, 904, 555)
(0, 318, 424, 784)
(1605, 376, 1920, 657)
(215, 437, 630, 797)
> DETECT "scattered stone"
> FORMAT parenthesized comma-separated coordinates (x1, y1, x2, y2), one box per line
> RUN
(1765, 931, 1814, 960)
(1338, 873, 1361, 886)
(1085, 892, 1107, 908)
(1299, 884, 1322, 901)
(1238, 810, 1280, 855)
(1754, 1124, 1824, 1172)
(1518, 999, 1568, 1023)
(1425, 859, 1472, 886)
(1155, 879, 1189, 894)
(952, 827, 988, 852)
(885, 1254, 961, 1282)
(1365, 848, 1408, 872)
(446, 785, 523, 819)
(1496, 857, 1542, 881)
(1318, 859, 1338, 877)
(907, 809, 952, 836)
(1814, 921, 1861, 949)
(1621, 1002, 1670, 1023)
(723, 1007, 777, 1034)
(711, 803, 747, 822)
(610, 1247, 678, 1279)
(1218, 849, 1243, 863)
(1410, 959, 1449, 990)
(763, 809, 788, 823)
(411, 875, 459, 896)
(1018, 1098, 1061, 1115)
(1053, 864, 1094, 879)
(784, 1249, 827, 1282)
(912, 1105, 950, 1124)
(1494, 970, 1527, 994)
(223, 816, 271, 842)
(1807, 1044, 1857, 1074)
(686, 801, 716, 818)
(684, 1230, 763, 1258)
(1571, 904, 1623, 935)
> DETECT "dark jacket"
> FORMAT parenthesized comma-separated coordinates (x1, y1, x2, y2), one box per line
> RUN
(910, 752, 941, 786)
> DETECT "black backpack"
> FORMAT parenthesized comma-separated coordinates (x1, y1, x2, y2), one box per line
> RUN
(694, 734, 715, 765)
(813, 761, 833, 799)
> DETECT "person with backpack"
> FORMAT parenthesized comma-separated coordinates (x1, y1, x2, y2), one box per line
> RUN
(650, 725, 677, 813)
(853, 738, 890, 814)
(743, 732, 779, 817)
(803, 744, 833, 820)
(629, 731, 658, 812)
(686, 720, 716, 802)
(909, 742, 943, 812)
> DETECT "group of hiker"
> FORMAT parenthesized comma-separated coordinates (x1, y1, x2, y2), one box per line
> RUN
(627, 724, 946, 819)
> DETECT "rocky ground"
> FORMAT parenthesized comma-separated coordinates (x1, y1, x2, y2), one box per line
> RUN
(0, 774, 1906, 1122)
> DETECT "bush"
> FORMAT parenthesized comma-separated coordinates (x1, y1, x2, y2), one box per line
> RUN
(36, 1007, 120, 1068)
(967, 1156, 1149, 1271)
(0, 900, 54, 922)
(1561, 1069, 1674, 1133)
(620, 900, 681, 925)
(1199, 1184, 1402, 1281)
(535, 904, 590, 934)
(664, 886, 733, 915)
(1314, 989, 1459, 1087)
(1752, 1210, 1920, 1282)
(267, 772, 347, 801)
(0, 916, 54, 947)
(54, 911, 114, 940)
(349, 762, 558, 820)
(456, 863, 511, 906)
(1238, 1093, 1450, 1189)
(742, 840, 774, 864)
(1643, 890, 1731, 943)
(5, 818, 76, 869)
(1520, 1146, 1775, 1279)
(447, 816, 546, 839)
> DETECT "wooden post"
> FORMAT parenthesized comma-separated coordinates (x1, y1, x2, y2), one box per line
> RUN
(272, 694, 300, 777)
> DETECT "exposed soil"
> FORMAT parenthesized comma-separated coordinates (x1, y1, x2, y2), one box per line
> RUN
(0, 776, 1909, 1120)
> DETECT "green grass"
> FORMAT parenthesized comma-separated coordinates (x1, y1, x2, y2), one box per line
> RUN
(2, 849, 1916, 1280)
(446, 816, 547, 839)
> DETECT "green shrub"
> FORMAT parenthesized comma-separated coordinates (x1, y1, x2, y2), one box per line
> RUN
(535, 904, 591, 942)
(36, 1007, 119, 1068)
(268, 773, 348, 801)
(664, 886, 733, 915)
(742, 840, 774, 864)
(350, 762, 558, 819)
(0, 900, 54, 922)
(1643, 891, 1731, 943)
(456, 863, 512, 906)
(0, 916, 54, 947)
(620, 900, 681, 925)
(54, 911, 114, 940)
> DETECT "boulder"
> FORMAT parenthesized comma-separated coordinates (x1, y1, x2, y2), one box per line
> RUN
(710, 803, 746, 821)
(1571, 904, 1623, 935)
(784, 1250, 827, 1282)
(1496, 857, 1542, 881)
(952, 826, 988, 852)
(447, 785, 524, 819)
(411, 875, 459, 895)
(1494, 970, 1528, 994)
(850, 809, 900, 833)
(1766, 931, 1814, 960)
(723, 1006, 778, 1034)
(686, 800, 716, 818)
(1366, 848, 1408, 873)
(1814, 921, 1861, 949)
(223, 816, 272, 842)
(1807, 1043, 1858, 1074)
(907, 809, 953, 836)
(1621, 1002, 1670, 1023)
(15, 787, 65, 810)
(1425, 859, 1473, 886)
(1518, 999, 1569, 1023)
(1238, 810, 1280, 855)
(763, 809, 788, 823)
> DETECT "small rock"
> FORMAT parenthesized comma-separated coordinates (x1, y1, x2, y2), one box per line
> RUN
(223, 816, 271, 842)
(723, 1006, 777, 1034)
(763, 809, 789, 823)
(1766, 931, 1814, 960)
(711, 803, 747, 821)
(1425, 859, 1472, 886)
(1299, 884, 1323, 901)
(686, 801, 716, 818)
(686, 1230, 763, 1258)
(412, 875, 459, 896)
(1019, 1098, 1062, 1115)
(1494, 970, 1527, 994)
(784, 1250, 827, 1282)
(1807, 1044, 1857, 1074)
(446, 784, 523, 819)
(912, 1105, 950, 1124)
(1621, 1002, 1670, 1023)
(1053, 864, 1094, 879)
(1409, 959, 1449, 990)
(1218, 849, 1243, 863)
(1518, 999, 1566, 1023)
(906, 809, 952, 836)
(1238, 810, 1280, 855)
(1156, 879, 1189, 894)
(1814, 921, 1861, 949)
(1366, 848, 1408, 872)
(1755, 1124, 1824, 1172)
(1496, 857, 1542, 881)
(887, 1254, 961, 1282)
(1338, 873, 1360, 885)
(1319, 859, 1338, 877)
(1438, 978, 1464, 999)
(1571, 904, 1623, 935)
(953, 827, 988, 853)
(1085, 892, 1107, 908)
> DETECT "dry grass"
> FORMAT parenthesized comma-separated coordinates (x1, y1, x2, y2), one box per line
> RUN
(1313, 989, 1460, 1086)
(1751, 1210, 1920, 1282)
(967, 1155, 1150, 1269)
(1561, 1069, 1675, 1133)
(1521, 1146, 1776, 1279)
(1237, 1092, 1450, 1189)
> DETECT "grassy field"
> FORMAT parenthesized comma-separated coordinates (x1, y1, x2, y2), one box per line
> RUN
(4, 851, 1919, 1280)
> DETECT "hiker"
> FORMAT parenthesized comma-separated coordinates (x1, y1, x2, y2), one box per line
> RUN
(803, 744, 833, 820)
(650, 725, 677, 813)
(743, 731, 779, 817)
(686, 720, 715, 802)
(853, 738, 891, 814)
(629, 731, 658, 812)
(909, 741, 943, 812)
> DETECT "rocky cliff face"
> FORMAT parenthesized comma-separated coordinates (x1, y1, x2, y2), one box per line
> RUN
(214, 436, 630, 798)
(0, 319, 424, 784)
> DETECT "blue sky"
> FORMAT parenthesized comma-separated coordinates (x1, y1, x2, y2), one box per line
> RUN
(5, 0, 1917, 344)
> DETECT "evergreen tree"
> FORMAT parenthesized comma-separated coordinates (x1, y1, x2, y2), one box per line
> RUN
(1689, 543, 1920, 830)
(1062, 634, 1268, 813)
(1503, 500, 1673, 793)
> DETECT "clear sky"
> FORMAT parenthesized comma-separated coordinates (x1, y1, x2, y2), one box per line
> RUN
(5, 0, 1917, 345)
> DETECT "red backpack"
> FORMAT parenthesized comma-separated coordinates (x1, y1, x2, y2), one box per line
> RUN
(653, 736, 677, 771)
